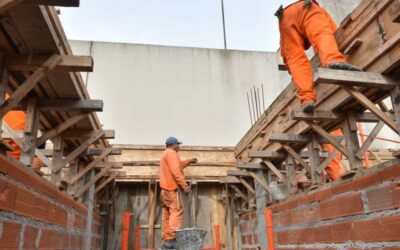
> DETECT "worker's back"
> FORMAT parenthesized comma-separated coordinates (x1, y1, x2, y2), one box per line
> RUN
(160, 148, 185, 191)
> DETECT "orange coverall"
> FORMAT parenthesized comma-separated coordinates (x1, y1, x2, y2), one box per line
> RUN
(279, 0, 346, 105)
(322, 129, 345, 181)
(159, 148, 191, 241)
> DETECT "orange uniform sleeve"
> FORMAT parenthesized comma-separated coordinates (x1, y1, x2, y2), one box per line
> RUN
(181, 159, 191, 169)
(167, 151, 187, 189)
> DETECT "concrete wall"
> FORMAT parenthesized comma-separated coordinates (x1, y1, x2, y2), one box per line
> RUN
(71, 41, 282, 146)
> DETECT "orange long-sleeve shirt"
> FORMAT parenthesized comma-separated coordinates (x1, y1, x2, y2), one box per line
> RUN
(160, 148, 191, 191)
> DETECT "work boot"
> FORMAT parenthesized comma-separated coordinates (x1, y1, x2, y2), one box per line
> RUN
(327, 62, 362, 72)
(161, 239, 177, 249)
(301, 101, 315, 113)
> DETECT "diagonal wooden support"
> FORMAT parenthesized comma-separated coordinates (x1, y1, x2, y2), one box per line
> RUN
(246, 170, 272, 193)
(306, 121, 348, 157)
(0, 54, 61, 120)
(343, 114, 364, 170)
(237, 177, 256, 195)
(314, 68, 397, 88)
(53, 130, 105, 172)
(230, 185, 250, 202)
(75, 163, 113, 197)
(95, 172, 119, 194)
(66, 148, 113, 185)
(36, 113, 88, 146)
(281, 144, 311, 173)
(344, 86, 399, 134)
(317, 149, 339, 174)
(355, 120, 385, 159)
(308, 137, 323, 183)
(264, 160, 288, 184)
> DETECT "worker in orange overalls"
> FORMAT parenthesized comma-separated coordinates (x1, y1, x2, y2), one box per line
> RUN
(160, 136, 197, 249)
(322, 128, 345, 181)
(276, 0, 361, 112)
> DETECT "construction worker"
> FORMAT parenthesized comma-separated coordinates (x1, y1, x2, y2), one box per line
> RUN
(322, 128, 345, 181)
(160, 136, 197, 249)
(276, 0, 361, 112)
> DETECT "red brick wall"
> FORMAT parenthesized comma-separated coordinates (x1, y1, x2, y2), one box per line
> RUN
(0, 154, 103, 249)
(239, 210, 260, 250)
(269, 160, 400, 250)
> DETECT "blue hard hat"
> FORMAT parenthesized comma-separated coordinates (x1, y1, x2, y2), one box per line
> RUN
(166, 136, 182, 145)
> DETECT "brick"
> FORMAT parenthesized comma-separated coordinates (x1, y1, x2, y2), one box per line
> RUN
(241, 235, 246, 244)
(298, 187, 334, 205)
(320, 192, 364, 220)
(23, 226, 38, 249)
(250, 211, 257, 219)
(253, 234, 259, 244)
(392, 182, 400, 208)
(33, 195, 49, 221)
(0, 177, 16, 211)
(14, 186, 36, 218)
(366, 184, 394, 212)
(331, 171, 382, 195)
(0, 220, 21, 248)
(380, 163, 400, 181)
(303, 205, 321, 223)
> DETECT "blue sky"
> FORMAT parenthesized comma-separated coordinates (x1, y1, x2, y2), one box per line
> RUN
(60, 0, 293, 52)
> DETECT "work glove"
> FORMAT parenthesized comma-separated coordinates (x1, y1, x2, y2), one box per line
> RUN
(304, 0, 312, 8)
(190, 158, 198, 164)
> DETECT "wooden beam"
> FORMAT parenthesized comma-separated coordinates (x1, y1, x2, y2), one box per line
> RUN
(95, 172, 119, 194)
(356, 120, 385, 159)
(246, 170, 272, 193)
(281, 144, 311, 173)
(264, 160, 288, 184)
(51, 135, 63, 187)
(0, 54, 61, 119)
(219, 176, 241, 184)
(317, 149, 339, 174)
(76, 163, 113, 197)
(238, 177, 256, 195)
(36, 113, 87, 146)
(268, 132, 309, 143)
(53, 130, 105, 172)
(314, 68, 397, 88)
(147, 180, 157, 248)
(230, 185, 249, 202)
(285, 155, 297, 193)
(85, 148, 121, 156)
(343, 114, 364, 170)
(6, 54, 92, 72)
(0, 0, 23, 13)
(61, 129, 115, 139)
(236, 162, 264, 170)
(14, 99, 103, 112)
(66, 148, 113, 185)
(306, 122, 348, 156)
(308, 137, 323, 183)
(20, 98, 39, 166)
(23, 0, 80, 7)
(248, 150, 285, 159)
(290, 110, 341, 121)
(227, 170, 251, 177)
(344, 86, 399, 134)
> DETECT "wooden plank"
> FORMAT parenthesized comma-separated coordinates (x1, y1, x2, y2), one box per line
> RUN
(264, 160, 288, 184)
(391, 85, 400, 130)
(246, 170, 272, 193)
(20, 98, 39, 166)
(6, 54, 92, 72)
(147, 180, 156, 248)
(53, 130, 105, 172)
(75, 163, 113, 197)
(51, 135, 63, 187)
(219, 176, 241, 184)
(248, 150, 285, 159)
(238, 177, 255, 195)
(356, 120, 385, 159)
(343, 114, 364, 170)
(308, 137, 323, 183)
(14, 99, 103, 112)
(344, 86, 399, 134)
(314, 68, 397, 88)
(285, 155, 297, 194)
(0, 54, 61, 119)
(227, 170, 251, 177)
(281, 145, 311, 173)
(268, 132, 309, 143)
(86, 148, 121, 156)
(306, 122, 348, 156)
(61, 129, 115, 139)
(236, 162, 264, 170)
(290, 110, 341, 121)
(95, 172, 119, 194)
(36, 113, 87, 146)
(317, 149, 339, 174)
(23, 0, 80, 7)
(67, 148, 113, 185)
(0, 0, 23, 13)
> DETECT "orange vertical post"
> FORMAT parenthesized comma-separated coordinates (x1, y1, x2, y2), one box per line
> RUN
(214, 224, 220, 250)
(121, 211, 132, 250)
(134, 226, 141, 250)
(265, 209, 274, 250)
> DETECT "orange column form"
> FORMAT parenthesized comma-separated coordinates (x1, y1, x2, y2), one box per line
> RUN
(214, 225, 220, 250)
(121, 211, 132, 250)
(134, 226, 141, 250)
(265, 209, 275, 250)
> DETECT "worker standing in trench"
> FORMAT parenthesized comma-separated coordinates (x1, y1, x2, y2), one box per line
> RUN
(276, 0, 353, 181)
(160, 136, 197, 249)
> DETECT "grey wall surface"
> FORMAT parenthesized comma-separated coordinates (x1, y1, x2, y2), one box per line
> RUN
(71, 41, 282, 146)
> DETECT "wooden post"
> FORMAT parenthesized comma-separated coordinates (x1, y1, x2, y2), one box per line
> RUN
(343, 114, 363, 170)
(391, 83, 400, 130)
(308, 137, 323, 184)
(51, 135, 63, 187)
(67, 158, 79, 196)
(254, 169, 269, 249)
(84, 169, 95, 250)
(20, 98, 40, 166)
(285, 155, 297, 194)
(147, 180, 156, 248)
(190, 180, 198, 227)
(0, 62, 7, 143)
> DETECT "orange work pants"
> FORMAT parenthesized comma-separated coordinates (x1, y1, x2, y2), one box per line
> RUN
(161, 189, 183, 241)
(279, 0, 346, 105)
(322, 129, 345, 181)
